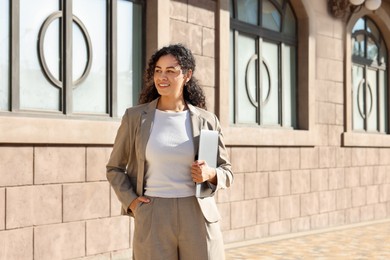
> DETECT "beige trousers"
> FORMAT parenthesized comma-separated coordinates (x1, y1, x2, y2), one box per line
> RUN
(132, 196, 225, 260)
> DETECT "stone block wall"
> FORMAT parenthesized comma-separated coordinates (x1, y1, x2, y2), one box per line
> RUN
(170, 0, 216, 112)
(217, 146, 390, 244)
(2, 0, 390, 258)
(5, 147, 389, 257)
(0, 146, 132, 259)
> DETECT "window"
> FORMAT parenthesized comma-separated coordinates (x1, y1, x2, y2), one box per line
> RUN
(351, 17, 388, 133)
(229, 0, 297, 128)
(1, 0, 144, 118)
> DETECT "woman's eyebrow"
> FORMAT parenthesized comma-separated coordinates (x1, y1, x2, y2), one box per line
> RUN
(155, 65, 180, 69)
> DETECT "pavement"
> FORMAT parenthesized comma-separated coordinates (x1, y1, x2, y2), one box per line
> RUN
(225, 220, 390, 260)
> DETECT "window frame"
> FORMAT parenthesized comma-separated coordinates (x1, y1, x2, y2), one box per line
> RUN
(217, 0, 317, 146)
(0, 0, 152, 145)
(4, 0, 145, 119)
(343, 10, 390, 147)
(229, 0, 298, 128)
(351, 17, 387, 134)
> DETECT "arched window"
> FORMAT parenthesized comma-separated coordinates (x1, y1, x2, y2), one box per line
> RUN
(352, 17, 388, 133)
(229, 0, 297, 128)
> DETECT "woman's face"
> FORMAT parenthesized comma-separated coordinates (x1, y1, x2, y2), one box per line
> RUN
(153, 54, 191, 100)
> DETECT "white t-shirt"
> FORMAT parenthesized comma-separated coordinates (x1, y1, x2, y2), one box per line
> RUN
(144, 109, 195, 197)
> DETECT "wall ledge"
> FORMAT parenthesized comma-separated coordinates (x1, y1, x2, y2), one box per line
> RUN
(0, 116, 120, 145)
(342, 132, 390, 147)
(224, 126, 317, 147)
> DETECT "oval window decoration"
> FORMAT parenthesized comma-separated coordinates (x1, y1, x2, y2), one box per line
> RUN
(37, 11, 93, 89)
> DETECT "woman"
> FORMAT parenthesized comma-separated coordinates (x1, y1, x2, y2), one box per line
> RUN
(106, 44, 233, 260)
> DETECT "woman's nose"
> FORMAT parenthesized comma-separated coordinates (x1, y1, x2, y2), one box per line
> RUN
(157, 71, 168, 78)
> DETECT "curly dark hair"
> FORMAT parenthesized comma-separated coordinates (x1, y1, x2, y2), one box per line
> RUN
(139, 43, 207, 109)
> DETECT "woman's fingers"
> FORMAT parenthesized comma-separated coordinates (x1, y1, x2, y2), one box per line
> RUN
(138, 196, 150, 203)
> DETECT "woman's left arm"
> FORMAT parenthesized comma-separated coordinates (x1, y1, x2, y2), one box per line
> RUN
(190, 113, 234, 196)
(212, 118, 234, 192)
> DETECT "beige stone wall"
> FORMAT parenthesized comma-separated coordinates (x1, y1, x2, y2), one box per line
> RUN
(170, 0, 217, 111)
(2, 0, 390, 259)
(218, 146, 390, 244)
(0, 146, 134, 259)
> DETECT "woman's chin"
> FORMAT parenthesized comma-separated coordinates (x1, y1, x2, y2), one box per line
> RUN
(156, 89, 169, 96)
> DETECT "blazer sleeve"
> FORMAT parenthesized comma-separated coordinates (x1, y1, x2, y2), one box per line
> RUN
(106, 109, 138, 214)
(208, 114, 234, 195)
(196, 113, 233, 222)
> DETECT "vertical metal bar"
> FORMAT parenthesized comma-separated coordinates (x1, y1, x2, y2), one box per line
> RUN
(233, 30, 238, 124)
(364, 19, 368, 131)
(59, 0, 64, 112)
(364, 65, 368, 131)
(110, 0, 118, 118)
(232, 0, 238, 126)
(387, 59, 390, 134)
(376, 69, 380, 132)
(375, 65, 381, 132)
(10, 0, 20, 111)
(280, 0, 286, 127)
(279, 43, 284, 127)
(294, 39, 298, 129)
(256, 0, 263, 125)
(258, 37, 263, 126)
(63, 0, 72, 114)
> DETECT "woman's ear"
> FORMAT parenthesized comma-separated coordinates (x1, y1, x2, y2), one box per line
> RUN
(185, 69, 193, 82)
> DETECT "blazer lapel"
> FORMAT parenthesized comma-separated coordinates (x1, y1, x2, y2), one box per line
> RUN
(136, 99, 158, 195)
(138, 99, 158, 160)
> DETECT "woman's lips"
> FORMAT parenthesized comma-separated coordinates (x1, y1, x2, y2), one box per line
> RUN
(158, 83, 169, 88)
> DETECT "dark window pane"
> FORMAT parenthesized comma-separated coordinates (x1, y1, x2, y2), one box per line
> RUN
(283, 4, 296, 36)
(366, 19, 380, 40)
(237, 0, 258, 25)
(275, 0, 283, 5)
(262, 0, 281, 31)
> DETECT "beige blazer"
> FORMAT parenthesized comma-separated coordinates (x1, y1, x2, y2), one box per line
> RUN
(106, 98, 233, 223)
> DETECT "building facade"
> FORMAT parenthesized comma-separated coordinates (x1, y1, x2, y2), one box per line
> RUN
(1, 0, 390, 259)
